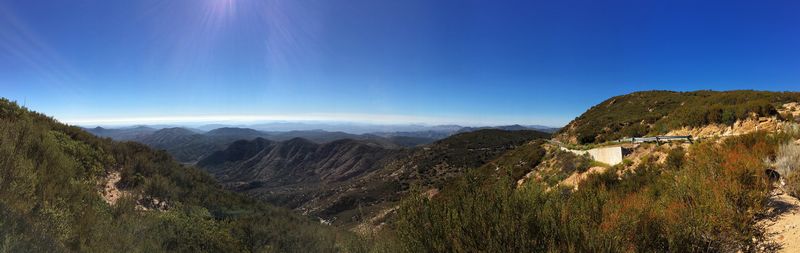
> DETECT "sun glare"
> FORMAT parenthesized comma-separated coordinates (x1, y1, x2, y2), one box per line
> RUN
(211, 0, 236, 17)
(205, 0, 237, 26)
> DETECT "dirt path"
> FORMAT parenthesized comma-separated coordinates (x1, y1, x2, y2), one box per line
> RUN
(761, 192, 800, 252)
(102, 171, 124, 205)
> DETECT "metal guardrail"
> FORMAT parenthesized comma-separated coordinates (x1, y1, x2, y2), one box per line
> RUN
(616, 136, 693, 144)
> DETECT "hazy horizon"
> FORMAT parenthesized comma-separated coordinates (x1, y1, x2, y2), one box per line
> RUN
(63, 113, 564, 128)
(73, 117, 562, 132)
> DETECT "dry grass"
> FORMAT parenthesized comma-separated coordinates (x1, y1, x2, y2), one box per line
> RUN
(774, 143, 800, 197)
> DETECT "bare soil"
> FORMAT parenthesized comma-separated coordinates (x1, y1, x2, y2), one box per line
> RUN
(760, 192, 800, 252)
(101, 171, 124, 205)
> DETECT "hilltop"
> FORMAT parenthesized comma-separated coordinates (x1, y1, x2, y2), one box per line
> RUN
(555, 90, 800, 144)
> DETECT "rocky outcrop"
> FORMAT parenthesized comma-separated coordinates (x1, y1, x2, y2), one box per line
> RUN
(101, 171, 125, 205)
(666, 116, 786, 138)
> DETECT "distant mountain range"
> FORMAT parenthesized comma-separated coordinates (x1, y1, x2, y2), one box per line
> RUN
(86, 124, 559, 164)
(84, 123, 556, 225)
(91, 122, 558, 135)
(455, 124, 558, 133)
(195, 122, 465, 134)
(87, 127, 428, 163)
(87, 125, 158, 140)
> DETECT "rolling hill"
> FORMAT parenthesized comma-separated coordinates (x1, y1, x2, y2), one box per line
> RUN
(86, 126, 158, 140)
(555, 90, 800, 144)
(88, 124, 558, 165)
(137, 127, 270, 164)
(88, 127, 440, 163)
(196, 129, 551, 226)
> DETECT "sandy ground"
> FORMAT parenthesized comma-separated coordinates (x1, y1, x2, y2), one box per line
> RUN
(102, 171, 123, 205)
(761, 192, 800, 252)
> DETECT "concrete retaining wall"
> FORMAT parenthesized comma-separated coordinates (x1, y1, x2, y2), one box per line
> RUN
(561, 146, 624, 166)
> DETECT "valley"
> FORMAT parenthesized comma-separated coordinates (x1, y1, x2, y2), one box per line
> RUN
(92, 123, 553, 226)
(4, 90, 800, 252)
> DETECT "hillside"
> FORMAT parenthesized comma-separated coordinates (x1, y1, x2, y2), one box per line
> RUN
(0, 98, 356, 252)
(89, 127, 441, 164)
(87, 126, 157, 140)
(389, 91, 800, 252)
(392, 102, 800, 252)
(455, 124, 559, 134)
(196, 129, 551, 226)
(206, 127, 264, 137)
(137, 127, 269, 164)
(199, 138, 398, 188)
(556, 90, 800, 144)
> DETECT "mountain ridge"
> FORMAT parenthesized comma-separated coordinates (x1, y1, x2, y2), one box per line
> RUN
(196, 128, 552, 225)
(87, 124, 557, 164)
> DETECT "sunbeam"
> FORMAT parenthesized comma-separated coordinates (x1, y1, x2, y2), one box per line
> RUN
(138, 0, 321, 80)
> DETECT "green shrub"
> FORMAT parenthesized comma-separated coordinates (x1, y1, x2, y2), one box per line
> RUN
(559, 90, 800, 144)
(0, 98, 354, 252)
(394, 133, 776, 252)
(665, 147, 685, 171)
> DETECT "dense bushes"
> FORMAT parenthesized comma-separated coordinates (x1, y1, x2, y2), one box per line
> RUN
(536, 150, 593, 186)
(559, 90, 800, 144)
(659, 99, 778, 129)
(394, 133, 782, 252)
(474, 140, 548, 181)
(0, 98, 357, 252)
(406, 129, 550, 189)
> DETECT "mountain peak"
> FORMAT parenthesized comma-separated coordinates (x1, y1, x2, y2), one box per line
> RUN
(153, 127, 195, 136)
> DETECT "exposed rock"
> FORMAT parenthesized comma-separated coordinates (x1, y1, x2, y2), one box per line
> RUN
(101, 171, 124, 205)
(136, 197, 168, 211)
(352, 205, 399, 235)
(100, 171, 168, 211)
(666, 116, 783, 138)
(779, 102, 800, 118)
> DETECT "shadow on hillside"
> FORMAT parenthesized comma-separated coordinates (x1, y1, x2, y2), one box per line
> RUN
(766, 195, 799, 220)
(757, 192, 799, 252)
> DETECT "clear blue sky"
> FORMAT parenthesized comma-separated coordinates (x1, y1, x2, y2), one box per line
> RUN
(2, 0, 799, 127)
